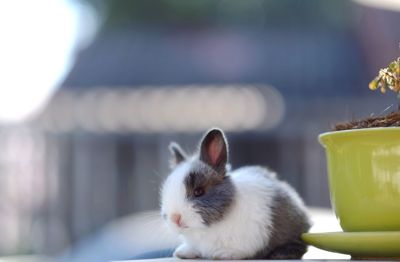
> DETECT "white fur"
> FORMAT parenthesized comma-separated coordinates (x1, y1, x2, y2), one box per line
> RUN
(161, 160, 206, 231)
(161, 163, 281, 259)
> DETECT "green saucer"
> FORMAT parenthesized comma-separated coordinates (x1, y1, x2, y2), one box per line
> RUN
(302, 231, 400, 259)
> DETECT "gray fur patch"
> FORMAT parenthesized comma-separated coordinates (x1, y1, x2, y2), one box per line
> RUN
(254, 179, 311, 259)
(183, 160, 235, 226)
(267, 242, 308, 259)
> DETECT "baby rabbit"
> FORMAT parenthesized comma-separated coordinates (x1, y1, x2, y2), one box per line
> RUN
(161, 128, 311, 260)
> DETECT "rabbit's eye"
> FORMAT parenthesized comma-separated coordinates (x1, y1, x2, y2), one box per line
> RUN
(194, 187, 205, 197)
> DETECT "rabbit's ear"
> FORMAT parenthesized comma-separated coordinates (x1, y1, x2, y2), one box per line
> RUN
(169, 142, 187, 169)
(199, 128, 228, 174)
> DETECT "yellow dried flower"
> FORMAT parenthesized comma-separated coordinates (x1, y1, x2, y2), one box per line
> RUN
(369, 79, 378, 90)
(369, 57, 400, 95)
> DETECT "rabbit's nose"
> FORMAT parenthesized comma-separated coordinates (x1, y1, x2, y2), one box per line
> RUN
(171, 213, 182, 227)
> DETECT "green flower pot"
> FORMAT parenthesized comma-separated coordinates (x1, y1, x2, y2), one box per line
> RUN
(319, 127, 400, 232)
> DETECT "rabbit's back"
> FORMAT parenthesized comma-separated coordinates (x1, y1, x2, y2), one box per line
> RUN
(230, 166, 311, 259)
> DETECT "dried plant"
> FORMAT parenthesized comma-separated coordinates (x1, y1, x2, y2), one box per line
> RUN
(333, 55, 400, 131)
(369, 57, 400, 102)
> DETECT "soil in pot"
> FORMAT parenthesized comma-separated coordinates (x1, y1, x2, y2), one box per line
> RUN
(333, 111, 400, 131)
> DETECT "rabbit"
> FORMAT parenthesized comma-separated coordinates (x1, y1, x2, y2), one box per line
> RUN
(160, 128, 311, 260)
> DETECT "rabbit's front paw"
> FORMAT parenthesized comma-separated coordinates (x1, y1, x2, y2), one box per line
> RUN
(173, 244, 200, 259)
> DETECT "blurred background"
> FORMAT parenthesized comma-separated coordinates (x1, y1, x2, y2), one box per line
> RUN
(0, 0, 400, 261)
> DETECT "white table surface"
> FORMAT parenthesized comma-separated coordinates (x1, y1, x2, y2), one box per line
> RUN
(118, 259, 353, 262)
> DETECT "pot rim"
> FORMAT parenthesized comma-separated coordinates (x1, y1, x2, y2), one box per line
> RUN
(319, 126, 400, 146)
